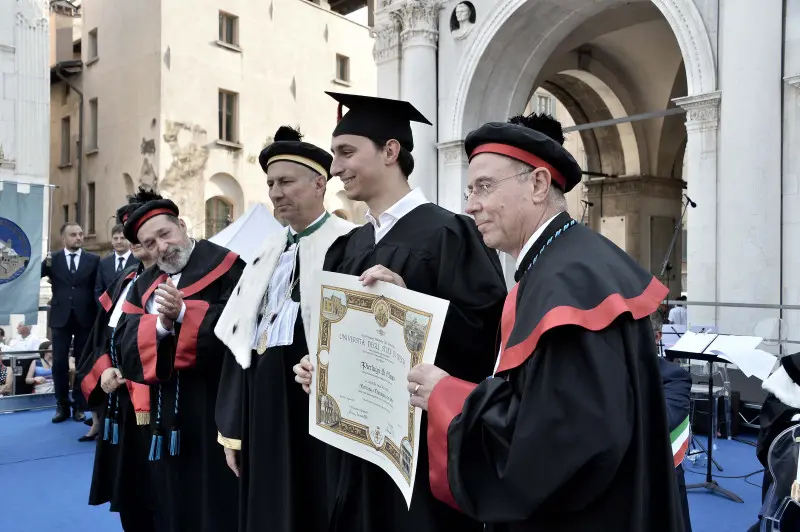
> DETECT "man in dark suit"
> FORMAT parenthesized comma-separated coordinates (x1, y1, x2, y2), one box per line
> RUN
(41, 222, 100, 423)
(653, 313, 693, 532)
(94, 223, 139, 305)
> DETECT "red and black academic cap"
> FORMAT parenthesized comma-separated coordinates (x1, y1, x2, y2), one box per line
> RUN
(464, 116, 583, 193)
(116, 187, 164, 225)
(259, 126, 334, 180)
(123, 199, 180, 244)
(326, 91, 432, 152)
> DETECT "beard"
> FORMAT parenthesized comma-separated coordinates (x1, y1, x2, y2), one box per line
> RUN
(157, 242, 192, 274)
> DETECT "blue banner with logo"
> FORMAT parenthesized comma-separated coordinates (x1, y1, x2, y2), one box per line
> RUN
(0, 182, 44, 325)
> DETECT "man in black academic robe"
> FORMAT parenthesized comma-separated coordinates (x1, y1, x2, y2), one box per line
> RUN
(407, 114, 684, 531)
(746, 353, 800, 531)
(115, 199, 245, 532)
(294, 93, 507, 532)
(214, 126, 355, 532)
(77, 195, 164, 532)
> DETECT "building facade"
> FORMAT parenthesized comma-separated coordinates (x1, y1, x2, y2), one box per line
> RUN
(1, 0, 51, 337)
(49, 0, 375, 255)
(373, 0, 800, 339)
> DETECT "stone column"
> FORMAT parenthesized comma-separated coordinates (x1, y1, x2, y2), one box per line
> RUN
(436, 139, 466, 214)
(673, 91, 721, 327)
(371, 10, 402, 99)
(783, 74, 800, 347)
(717, 0, 783, 336)
(398, 0, 439, 202)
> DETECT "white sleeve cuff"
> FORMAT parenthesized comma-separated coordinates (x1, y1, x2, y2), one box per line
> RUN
(156, 316, 174, 340)
(176, 302, 186, 324)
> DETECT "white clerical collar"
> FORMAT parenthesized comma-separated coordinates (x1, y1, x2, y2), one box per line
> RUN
(64, 248, 82, 258)
(365, 188, 428, 229)
(288, 211, 327, 236)
(515, 212, 564, 270)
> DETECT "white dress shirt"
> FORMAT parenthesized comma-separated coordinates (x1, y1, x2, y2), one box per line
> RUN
(108, 282, 134, 329)
(249, 212, 327, 350)
(364, 188, 429, 243)
(1, 334, 42, 353)
(64, 247, 83, 271)
(668, 306, 687, 326)
(114, 250, 132, 271)
(515, 212, 564, 270)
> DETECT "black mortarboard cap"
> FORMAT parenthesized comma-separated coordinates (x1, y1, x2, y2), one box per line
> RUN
(258, 126, 333, 180)
(326, 92, 432, 152)
(123, 199, 180, 244)
(464, 117, 583, 193)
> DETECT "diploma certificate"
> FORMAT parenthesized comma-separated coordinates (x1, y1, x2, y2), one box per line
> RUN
(308, 271, 449, 507)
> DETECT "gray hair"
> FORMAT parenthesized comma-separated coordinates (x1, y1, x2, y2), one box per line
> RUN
(649, 312, 664, 333)
(517, 161, 569, 210)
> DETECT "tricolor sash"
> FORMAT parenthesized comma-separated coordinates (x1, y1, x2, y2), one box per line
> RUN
(671, 415, 690, 467)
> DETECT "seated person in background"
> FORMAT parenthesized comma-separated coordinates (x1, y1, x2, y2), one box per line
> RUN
(652, 313, 693, 532)
(25, 341, 55, 394)
(0, 359, 11, 396)
(0, 322, 41, 353)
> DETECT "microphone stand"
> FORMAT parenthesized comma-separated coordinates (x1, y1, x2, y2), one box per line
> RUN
(580, 201, 591, 225)
(659, 195, 692, 286)
(656, 195, 692, 325)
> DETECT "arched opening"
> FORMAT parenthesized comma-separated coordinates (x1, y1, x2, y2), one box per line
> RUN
(443, 0, 716, 295)
(205, 196, 233, 237)
(204, 172, 244, 237)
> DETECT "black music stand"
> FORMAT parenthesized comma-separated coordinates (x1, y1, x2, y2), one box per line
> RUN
(665, 345, 744, 503)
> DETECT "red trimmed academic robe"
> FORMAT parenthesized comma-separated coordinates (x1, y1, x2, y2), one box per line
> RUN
(115, 239, 245, 532)
(426, 212, 685, 532)
(322, 203, 507, 532)
(76, 265, 155, 514)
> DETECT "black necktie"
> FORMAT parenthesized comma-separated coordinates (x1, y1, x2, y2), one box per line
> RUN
(69, 253, 77, 274)
(117, 257, 124, 273)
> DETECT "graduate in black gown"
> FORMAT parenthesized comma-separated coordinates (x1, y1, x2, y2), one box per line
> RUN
(214, 126, 355, 532)
(77, 194, 161, 532)
(294, 93, 507, 532)
(407, 114, 685, 531)
(115, 199, 245, 532)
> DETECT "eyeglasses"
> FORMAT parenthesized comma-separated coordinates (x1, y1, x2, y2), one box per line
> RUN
(463, 169, 531, 201)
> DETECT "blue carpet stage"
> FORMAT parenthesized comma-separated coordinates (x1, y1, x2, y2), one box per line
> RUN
(0, 409, 764, 532)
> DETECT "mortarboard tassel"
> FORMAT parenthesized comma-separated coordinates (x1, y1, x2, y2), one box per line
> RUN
(169, 429, 180, 457)
(337, 103, 343, 123)
(169, 373, 181, 457)
(149, 384, 164, 461)
(103, 416, 111, 441)
(111, 421, 119, 445)
(148, 431, 163, 461)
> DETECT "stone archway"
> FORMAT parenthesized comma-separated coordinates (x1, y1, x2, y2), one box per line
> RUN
(438, 0, 719, 304)
(203, 172, 244, 237)
(447, 0, 716, 140)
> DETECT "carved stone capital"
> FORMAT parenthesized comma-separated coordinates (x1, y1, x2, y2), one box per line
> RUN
(673, 91, 721, 133)
(785, 74, 800, 89)
(437, 140, 467, 167)
(372, 16, 401, 63)
(399, 0, 440, 48)
(16, 0, 49, 28)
